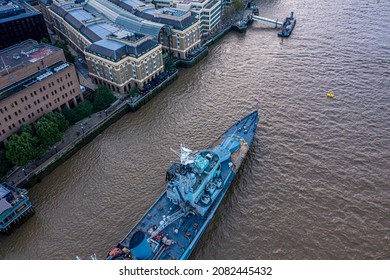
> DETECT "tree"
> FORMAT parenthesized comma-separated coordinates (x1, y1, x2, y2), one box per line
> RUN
(62, 101, 93, 125)
(92, 87, 116, 112)
(164, 57, 174, 72)
(74, 101, 93, 120)
(18, 123, 34, 135)
(62, 106, 79, 125)
(232, 0, 244, 12)
(0, 150, 12, 178)
(45, 112, 69, 132)
(54, 41, 75, 63)
(5, 132, 39, 166)
(40, 37, 50, 44)
(129, 87, 139, 98)
(35, 117, 62, 147)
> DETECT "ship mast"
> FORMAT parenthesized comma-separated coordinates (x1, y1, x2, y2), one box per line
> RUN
(170, 144, 196, 165)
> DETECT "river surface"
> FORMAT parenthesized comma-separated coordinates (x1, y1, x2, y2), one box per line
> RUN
(1, 0, 390, 259)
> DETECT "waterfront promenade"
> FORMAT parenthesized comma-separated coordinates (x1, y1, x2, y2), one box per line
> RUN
(4, 98, 127, 187)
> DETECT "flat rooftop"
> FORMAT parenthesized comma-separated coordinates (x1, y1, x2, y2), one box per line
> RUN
(0, 40, 60, 79)
(177, 0, 207, 4)
(160, 8, 188, 17)
(122, 0, 145, 9)
(0, 0, 39, 23)
(144, 7, 188, 18)
(93, 39, 125, 51)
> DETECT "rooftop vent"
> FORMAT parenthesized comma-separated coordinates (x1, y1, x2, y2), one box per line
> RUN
(36, 71, 53, 81)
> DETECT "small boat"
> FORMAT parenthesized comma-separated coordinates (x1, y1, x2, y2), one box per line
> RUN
(278, 12, 296, 37)
(326, 93, 334, 98)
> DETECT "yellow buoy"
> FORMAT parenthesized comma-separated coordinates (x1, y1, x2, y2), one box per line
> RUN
(326, 93, 334, 98)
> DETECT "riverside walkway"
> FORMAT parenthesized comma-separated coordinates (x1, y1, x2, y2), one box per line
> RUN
(4, 98, 127, 187)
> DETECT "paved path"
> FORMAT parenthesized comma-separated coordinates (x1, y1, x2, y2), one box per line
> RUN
(5, 98, 127, 187)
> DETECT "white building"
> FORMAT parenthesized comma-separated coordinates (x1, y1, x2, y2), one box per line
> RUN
(155, 0, 223, 36)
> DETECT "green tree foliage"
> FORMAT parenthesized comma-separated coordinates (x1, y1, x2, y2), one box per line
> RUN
(129, 87, 139, 98)
(35, 117, 62, 147)
(5, 132, 39, 166)
(18, 124, 34, 135)
(164, 57, 174, 71)
(40, 37, 50, 44)
(54, 41, 75, 63)
(62, 107, 78, 125)
(74, 101, 93, 120)
(0, 150, 12, 178)
(92, 87, 116, 112)
(45, 112, 69, 132)
(232, 0, 244, 12)
(62, 101, 93, 125)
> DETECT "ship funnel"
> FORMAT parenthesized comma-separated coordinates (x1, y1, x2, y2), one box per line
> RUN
(129, 231, 152, 260)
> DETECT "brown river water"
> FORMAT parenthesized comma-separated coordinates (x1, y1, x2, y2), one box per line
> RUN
(1, 0, 390, 259)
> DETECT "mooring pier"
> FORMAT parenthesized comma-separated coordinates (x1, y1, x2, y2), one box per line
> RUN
(252, 15, 283, 28)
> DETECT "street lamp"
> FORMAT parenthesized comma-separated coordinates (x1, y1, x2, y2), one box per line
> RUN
(22, 168, 27, 176)
(54, 146, 58, 153)
(81, 125, 85, 133)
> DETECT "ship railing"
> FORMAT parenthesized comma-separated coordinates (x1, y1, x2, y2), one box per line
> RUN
(148, 207, 190, 240)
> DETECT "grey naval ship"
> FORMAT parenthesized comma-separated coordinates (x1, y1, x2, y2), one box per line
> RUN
(107, 111, 259, 260)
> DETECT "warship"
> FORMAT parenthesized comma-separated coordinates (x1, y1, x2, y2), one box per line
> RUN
(107, 111, 259, 260)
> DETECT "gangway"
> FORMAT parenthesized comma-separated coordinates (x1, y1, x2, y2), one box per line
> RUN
(252, 15, 282, 28)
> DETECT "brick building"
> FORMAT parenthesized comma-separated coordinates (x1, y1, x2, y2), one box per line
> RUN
(0, 40, 83, 142)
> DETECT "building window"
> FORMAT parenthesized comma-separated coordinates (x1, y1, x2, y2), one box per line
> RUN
(145, 60, 149, 76)
(132, 62, 137, 79)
